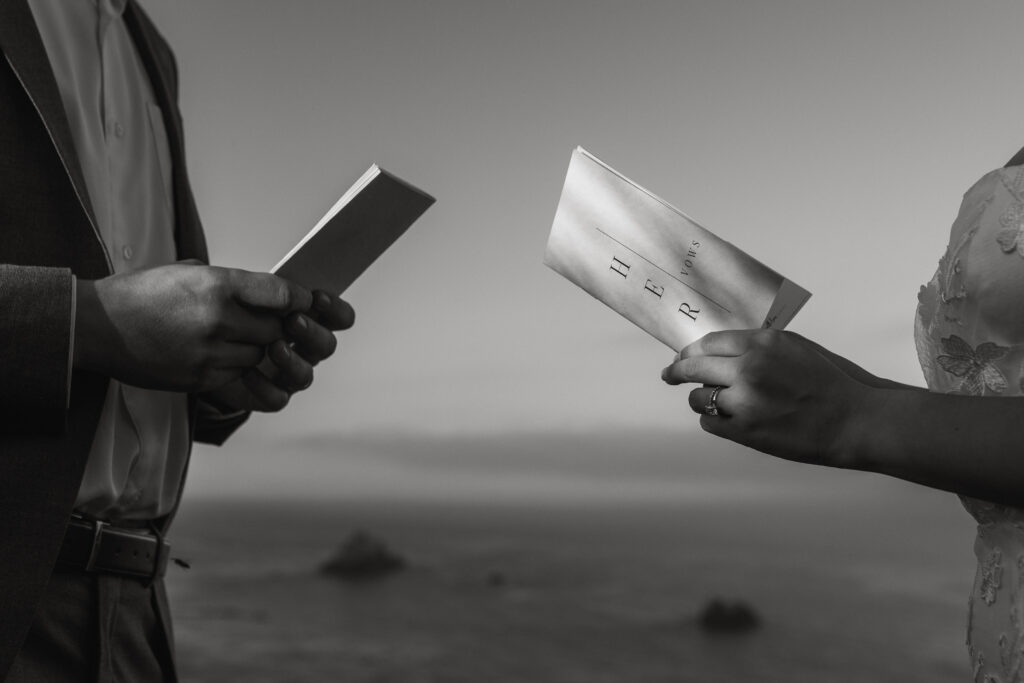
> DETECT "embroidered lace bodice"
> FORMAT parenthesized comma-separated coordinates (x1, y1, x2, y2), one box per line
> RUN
(915, 165, 1024, 682)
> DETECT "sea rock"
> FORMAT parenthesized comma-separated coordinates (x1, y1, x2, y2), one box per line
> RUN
(697, 598, 761, 634)
(320, 531, 406, 580)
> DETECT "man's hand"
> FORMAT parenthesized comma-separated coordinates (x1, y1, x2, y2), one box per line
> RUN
(200, 290, 355, 412)
(74, 262, 312, 392)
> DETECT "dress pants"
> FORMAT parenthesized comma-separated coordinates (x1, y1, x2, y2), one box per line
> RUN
(6, 566, 176, 682)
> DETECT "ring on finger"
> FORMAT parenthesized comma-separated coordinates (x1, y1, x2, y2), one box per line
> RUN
(703, 386, 723, 417)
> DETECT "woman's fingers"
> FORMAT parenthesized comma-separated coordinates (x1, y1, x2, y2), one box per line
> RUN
(675, 329, 756, 362)
(662, 355, 738, 386)
(687, 385, 732, 417)
(662, 330, 758, 386)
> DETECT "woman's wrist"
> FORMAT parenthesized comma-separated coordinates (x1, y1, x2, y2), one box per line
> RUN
(827, 382, 891, 473)
(835, 385, 941, 484)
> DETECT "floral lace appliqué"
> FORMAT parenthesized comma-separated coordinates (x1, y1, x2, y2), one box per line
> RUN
(939, 227, 978, 304)
(937, 335, 1009, 395)
(1002, 166, 1024, 200)
(976, 651, 988, 683)
(972, 548, 1024, 683)
(996, 203, 1024, 257)
(980, 549, 1005, 606)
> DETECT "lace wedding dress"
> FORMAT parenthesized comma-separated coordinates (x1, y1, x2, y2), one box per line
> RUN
(916, 165, 1024, 682)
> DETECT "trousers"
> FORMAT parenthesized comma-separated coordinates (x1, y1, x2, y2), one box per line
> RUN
(6, 566, 176, 682)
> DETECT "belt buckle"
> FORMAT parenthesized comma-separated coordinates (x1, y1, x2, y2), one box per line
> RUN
(84, 518, 108, 573)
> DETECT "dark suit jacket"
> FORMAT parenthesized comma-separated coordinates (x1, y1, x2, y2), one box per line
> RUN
(0, 0, 246, 676)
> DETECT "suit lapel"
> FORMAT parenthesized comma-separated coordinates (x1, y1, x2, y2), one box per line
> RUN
(123, 1, 208, 262)
(123, 1, 176, 141)
(0, 0, 100, 237)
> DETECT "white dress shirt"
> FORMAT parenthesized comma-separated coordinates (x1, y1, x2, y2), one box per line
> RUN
(28, 0, 190, 521)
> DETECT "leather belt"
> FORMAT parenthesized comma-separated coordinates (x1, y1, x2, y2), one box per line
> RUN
(57, 517, 170, 581)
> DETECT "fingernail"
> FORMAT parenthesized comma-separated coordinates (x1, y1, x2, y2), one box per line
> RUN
(280, 342, 291, 359)
(661, 367, 669, 381)
(315, 292, 331, 311)
(295, 315, 307, 330)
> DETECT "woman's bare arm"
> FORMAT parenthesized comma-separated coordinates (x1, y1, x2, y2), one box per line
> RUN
(662, 328, 1024, 506)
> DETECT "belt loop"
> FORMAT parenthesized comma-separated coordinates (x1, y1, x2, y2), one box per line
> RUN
(146, 521, 165, 587)
(84, 519, 107, 572)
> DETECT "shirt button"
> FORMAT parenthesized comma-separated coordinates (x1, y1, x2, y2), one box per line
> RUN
(113, 122, 124, 138)
(122, 245, 133, 260)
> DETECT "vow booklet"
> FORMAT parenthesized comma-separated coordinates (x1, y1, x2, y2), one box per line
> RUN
(544, 147, 810, 351)
(272, 165, 435, 296)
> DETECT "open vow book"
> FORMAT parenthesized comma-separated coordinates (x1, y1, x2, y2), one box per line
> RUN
(272, 165, 435, 296)
(544, 148, 810, 351)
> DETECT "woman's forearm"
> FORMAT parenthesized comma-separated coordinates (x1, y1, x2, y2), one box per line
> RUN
(665, 329, 1024, 505)
(846, 387, 1024, 505)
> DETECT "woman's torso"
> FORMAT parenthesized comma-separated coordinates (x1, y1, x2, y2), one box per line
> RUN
(915, 164, 1024, 681)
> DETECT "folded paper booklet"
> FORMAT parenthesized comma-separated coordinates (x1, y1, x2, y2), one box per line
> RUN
(272, 165, 435, 296)
(544, 147, 810, 351)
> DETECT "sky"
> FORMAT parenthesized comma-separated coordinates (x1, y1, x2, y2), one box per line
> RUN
(139, 0, 1024, 496)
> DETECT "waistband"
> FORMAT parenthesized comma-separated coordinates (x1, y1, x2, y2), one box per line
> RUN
(57, 516, 170, 581)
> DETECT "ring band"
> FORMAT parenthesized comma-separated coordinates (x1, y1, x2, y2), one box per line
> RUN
(703, 386, 723, 417)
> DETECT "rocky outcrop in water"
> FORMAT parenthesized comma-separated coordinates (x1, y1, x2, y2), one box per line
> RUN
(697, 598, 761, 634)
(320, 531, 406, 580)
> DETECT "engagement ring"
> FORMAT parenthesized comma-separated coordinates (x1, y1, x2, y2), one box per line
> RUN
(703, 386, 723, 417)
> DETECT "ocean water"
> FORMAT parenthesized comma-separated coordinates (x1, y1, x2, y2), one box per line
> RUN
(165, 486, 977, 682)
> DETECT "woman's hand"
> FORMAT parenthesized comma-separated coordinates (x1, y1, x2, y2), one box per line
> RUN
(663, 329, 1024, 506)
(661, 329, 872, 469)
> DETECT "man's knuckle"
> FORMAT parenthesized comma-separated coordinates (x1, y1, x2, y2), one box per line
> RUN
(211, 282, 233, 308)
(195, 305, 221, 338)
(204, 268, 230, 295)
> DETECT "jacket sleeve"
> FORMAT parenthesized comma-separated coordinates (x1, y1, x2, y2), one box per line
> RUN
(193, 398, 251, 446)
(0, 264, 75, 434)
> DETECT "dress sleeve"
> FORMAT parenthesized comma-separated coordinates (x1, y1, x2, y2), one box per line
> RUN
(0, 264, 75, 434)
